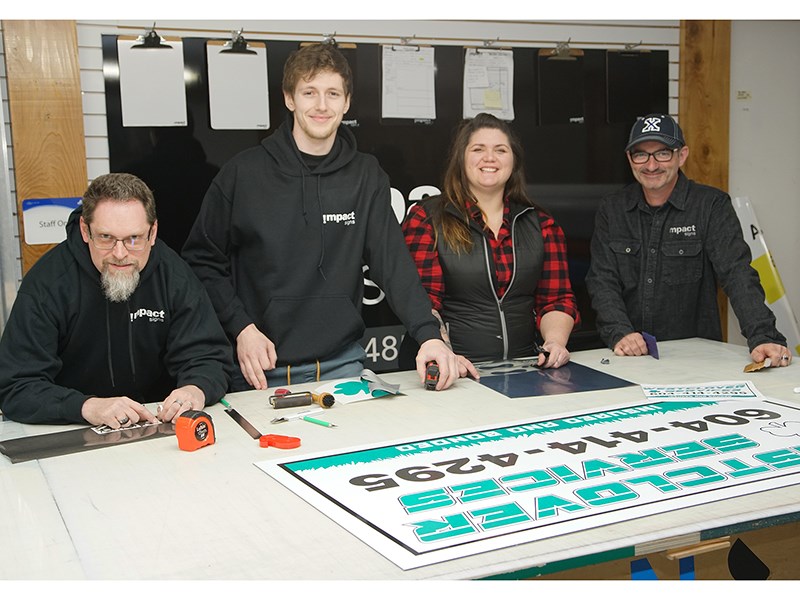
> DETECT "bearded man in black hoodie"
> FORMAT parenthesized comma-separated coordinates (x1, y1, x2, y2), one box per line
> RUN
(0, 173, 233, 427)
(183, 43, 462, 391)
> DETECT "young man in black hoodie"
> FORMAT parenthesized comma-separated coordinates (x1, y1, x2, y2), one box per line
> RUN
(0, 173, 234, 427)
(183, 43, 460, 391)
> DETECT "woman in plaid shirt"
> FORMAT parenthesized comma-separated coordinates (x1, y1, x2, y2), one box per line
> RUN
(402, 113, 579, 369)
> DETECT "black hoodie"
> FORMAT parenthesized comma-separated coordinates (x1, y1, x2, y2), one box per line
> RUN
(182, 115, 440, 366)
(0, 207, 234, 425)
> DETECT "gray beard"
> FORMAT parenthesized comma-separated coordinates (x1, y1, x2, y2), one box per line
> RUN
(101, 267, 140, 302)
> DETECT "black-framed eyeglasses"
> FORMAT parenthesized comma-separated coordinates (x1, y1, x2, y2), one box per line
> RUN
(628, 148, 678, 164)
(88, 226, 152, 251)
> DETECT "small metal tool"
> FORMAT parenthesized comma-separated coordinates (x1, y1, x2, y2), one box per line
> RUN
(220, 398, 262, 439)
(271, 408, 323, 424)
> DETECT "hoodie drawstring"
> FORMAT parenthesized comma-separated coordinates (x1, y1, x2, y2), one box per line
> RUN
(297, 143, 328, 280)
(301, 173, 309, 225)
(316, 175, 327, 280)
(127, 300, 136, 382)
(105, 303, 115, 388)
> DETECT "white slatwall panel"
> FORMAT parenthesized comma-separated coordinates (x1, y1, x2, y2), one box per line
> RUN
(0, 24, 22, 326)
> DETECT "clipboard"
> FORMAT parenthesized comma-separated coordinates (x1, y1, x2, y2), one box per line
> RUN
(206, 39, 270, 130)
(117, 34, 187, 127)
(606, 48, 663, 124)
(381, 43, 436, 120)
(462, 46, 515, 120)
(537, 47, 585, 125)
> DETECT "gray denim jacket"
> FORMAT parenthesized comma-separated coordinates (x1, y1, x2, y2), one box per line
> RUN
(586, 171, 786, 351)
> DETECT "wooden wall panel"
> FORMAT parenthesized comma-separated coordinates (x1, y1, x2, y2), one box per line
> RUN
(679, 20, 731, 338)
(3, 20, 87, 274)
(679, 20, 731, 190)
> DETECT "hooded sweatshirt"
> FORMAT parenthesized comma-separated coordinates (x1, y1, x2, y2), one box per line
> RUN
(182, 114, 440, 365)
(0, 207, 234, 425)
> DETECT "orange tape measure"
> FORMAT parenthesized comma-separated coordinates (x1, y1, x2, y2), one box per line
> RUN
(176, 410, 215, 451)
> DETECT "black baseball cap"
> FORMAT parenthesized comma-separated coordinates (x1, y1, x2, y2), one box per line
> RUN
(625, 114, 686, 152)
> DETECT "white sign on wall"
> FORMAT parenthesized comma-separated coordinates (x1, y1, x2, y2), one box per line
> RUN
(21, 198, 81, 245)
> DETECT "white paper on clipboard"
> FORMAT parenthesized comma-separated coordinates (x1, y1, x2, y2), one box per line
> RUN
(117, 37, 187, 127)
(381, 44, 436, 120)
(207, 40, 270, 130)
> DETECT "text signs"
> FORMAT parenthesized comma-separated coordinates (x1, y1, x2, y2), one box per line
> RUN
(258, 397, 800, 570)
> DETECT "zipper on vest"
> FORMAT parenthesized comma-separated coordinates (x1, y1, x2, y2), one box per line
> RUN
(486, 206, 536, 360)
(498, 303, 510, 360)
(482, 236, 510, 360)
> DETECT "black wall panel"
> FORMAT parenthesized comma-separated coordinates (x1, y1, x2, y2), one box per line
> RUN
(102, 36, 669, 369)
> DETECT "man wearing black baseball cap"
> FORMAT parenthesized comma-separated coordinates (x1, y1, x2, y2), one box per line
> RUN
(586, 113, 791, 366)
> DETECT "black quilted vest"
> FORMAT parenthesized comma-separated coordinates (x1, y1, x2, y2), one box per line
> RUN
(422, 197, 543, 361)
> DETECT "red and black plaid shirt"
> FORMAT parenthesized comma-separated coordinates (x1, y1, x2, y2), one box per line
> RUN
(402, 200, 580, 327)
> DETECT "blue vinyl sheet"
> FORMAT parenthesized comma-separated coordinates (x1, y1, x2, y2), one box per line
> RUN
(476, 359, 635, 398)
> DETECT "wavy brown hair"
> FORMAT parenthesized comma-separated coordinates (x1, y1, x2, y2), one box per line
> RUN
(81, 173, 157, 226)
(431, 113, 533, 254)
(282, 43, 353, 98)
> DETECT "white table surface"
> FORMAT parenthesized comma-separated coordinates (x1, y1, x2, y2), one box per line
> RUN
(2, 338, 799, 580)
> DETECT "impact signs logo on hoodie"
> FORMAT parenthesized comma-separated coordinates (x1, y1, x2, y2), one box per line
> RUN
(322, 211, 356, 226)
(130, 307, 166, 323)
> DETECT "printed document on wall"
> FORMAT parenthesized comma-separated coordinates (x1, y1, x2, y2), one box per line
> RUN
(207, 41, 270, 130)
(117, 38, 187, 127)
(463, 48, 514, 120)
(382, 45, 436, 120)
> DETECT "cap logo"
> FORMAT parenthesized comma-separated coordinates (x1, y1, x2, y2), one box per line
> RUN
(641, 117, 662, 133)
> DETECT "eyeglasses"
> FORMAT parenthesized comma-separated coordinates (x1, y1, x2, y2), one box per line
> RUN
(88, 226, 152, 251)
(628, 148, 678, 164)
